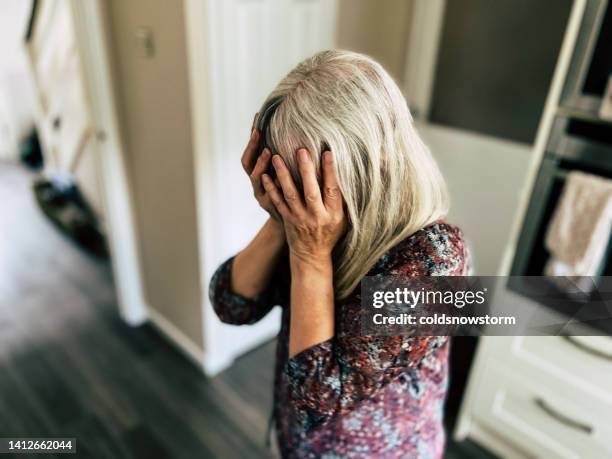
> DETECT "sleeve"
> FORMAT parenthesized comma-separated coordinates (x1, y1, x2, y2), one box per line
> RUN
(209, 256, 282, 325)
(281, 223, 468, 431)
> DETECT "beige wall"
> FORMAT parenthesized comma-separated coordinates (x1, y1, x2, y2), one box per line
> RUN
(105, 0, 203, 347)
(337, 0, 413, 84)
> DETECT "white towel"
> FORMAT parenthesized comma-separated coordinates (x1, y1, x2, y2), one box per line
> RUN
(544, 171, 612, 283)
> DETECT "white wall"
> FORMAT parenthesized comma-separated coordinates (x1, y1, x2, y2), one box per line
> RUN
(0, 0, 36, 160)
(417, 123, 532, 275)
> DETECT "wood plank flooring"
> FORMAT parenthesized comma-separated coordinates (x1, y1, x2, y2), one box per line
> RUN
(0, 161, 494, 459)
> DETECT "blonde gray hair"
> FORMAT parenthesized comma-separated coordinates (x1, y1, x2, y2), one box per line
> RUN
(258, 50, 449, 299)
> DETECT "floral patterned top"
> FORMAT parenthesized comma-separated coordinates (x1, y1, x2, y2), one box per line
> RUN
(209, 221, 468, 458)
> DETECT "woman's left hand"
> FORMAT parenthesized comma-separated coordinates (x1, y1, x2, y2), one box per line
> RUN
(262, 149, 345, 266)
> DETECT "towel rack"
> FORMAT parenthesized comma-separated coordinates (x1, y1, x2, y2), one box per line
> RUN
(553, 164, 612, 181)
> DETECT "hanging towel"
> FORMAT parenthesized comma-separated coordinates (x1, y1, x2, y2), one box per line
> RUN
(544, 171, 612, 290)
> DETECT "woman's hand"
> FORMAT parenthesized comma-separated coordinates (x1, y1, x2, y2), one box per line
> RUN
(241, 116, 282, 223)
(262, 149, 345, 266)
(263, 148, 343, 357)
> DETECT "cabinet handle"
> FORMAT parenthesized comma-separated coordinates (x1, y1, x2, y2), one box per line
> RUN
(562, 335, 612, 361)
(534, 398, 593, 434)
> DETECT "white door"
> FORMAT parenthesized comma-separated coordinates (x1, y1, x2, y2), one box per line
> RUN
(187, 0, 338, 374)
(26, 0, 104, 221)
(208, 0, 337, 248)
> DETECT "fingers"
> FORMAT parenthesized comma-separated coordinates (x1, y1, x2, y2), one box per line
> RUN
(262, 174, 291, 219)
(241, 128, 260, 174)
(272, 155, 306, 215)
(297, 149, 324, 213)
(249, 148, 271, 197)
(322, 151, 342, 211)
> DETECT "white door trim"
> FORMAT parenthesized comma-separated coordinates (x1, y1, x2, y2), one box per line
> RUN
(402, 0, 446, 120)
(183, 0, 217, 367)
(68, 0, 148, 326)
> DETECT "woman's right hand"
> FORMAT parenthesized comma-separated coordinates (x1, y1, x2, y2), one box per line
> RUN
(241, 116, 282, 222)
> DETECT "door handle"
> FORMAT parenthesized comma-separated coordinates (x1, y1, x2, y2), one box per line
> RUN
(562, 335, 612, 361)
(534, 397, 593, 434)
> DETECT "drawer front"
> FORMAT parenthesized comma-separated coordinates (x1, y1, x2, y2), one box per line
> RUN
(484, 336, 612, 401)
(471, 364, 612, 459)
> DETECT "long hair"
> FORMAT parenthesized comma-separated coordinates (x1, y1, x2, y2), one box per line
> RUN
(257, 50, 449, 299)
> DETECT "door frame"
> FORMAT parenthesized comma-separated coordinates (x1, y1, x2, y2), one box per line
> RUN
(402, 0, 446, 120)
(183, 0, 220, 373)
(65, 0, 149, 325)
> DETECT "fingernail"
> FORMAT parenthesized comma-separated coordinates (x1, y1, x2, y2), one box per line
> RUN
(262, 174, 270, 183)
(324, 151, 333, 162)
(298, 149, 309, 163)
(272, 155, 283, 168)
(261, 148, 270, 160)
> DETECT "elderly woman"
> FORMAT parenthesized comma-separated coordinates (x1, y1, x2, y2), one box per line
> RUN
(209, 50, 468, 458)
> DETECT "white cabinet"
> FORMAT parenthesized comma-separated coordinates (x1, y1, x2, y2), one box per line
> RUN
(457, 336, 612, 458)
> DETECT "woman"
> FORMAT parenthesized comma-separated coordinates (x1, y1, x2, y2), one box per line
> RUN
(209, 50, 468, 458)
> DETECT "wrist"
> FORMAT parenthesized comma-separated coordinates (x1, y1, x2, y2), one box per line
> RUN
(263, 217, 285, 245)
(289, 251, 333, 274)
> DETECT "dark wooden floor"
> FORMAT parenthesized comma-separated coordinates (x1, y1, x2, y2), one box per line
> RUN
(0, 161, 494, 459)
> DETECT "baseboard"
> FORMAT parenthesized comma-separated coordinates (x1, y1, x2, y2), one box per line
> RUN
(120, 303, 149, 327)
(202, 350, 235, 376)
(202, 310, 281, 377)
(201, 328, 279, 376)
(148, 308, 205, 370)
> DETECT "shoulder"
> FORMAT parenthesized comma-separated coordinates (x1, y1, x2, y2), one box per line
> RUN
(378, 220, 468, 276)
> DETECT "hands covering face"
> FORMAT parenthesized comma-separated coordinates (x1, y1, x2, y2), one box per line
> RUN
(242, 114, 346, 262)
(262, 148, 345, 263)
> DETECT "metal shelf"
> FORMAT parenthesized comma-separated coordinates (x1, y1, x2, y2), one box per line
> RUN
(557, 106, 612, 127)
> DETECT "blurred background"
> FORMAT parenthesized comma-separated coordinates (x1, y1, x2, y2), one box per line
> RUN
(0, 0, 610, 457)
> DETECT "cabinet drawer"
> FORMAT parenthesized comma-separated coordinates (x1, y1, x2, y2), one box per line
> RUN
(484, 336, 612, 400)
(471, 364, 612, 458)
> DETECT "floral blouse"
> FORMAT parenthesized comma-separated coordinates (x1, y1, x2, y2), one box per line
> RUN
(209, 221, 468, 458)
